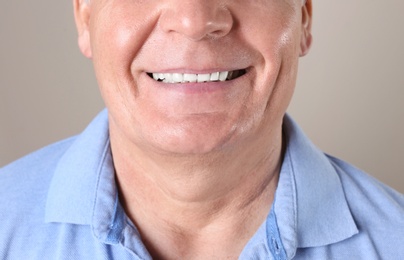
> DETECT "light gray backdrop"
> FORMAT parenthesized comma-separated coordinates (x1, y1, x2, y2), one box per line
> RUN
(1, 1, 403, 193)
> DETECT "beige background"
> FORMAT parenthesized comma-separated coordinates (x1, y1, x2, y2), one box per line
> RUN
(1, 1, 403, 193)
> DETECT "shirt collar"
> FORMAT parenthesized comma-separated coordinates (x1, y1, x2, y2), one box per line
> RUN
(44, 110, 358, 259)
(45, 109, 151, 258)
(45, 109, 111, 225)
(274, 115, 358, 258)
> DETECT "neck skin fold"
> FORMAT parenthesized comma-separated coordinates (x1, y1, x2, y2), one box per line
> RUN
(110, 117, 284, 258)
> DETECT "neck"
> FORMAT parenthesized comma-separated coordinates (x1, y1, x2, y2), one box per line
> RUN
(110, 122, 284, 258)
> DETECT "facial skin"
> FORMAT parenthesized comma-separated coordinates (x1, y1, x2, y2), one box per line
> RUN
(74, 0, 312, 156)
(74, 0, 312, 258)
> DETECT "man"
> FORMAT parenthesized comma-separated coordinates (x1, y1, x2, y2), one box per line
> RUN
(0, 0, 403, 259)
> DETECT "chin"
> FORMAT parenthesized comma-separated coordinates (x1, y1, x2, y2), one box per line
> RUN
(143, 116, 241, 156)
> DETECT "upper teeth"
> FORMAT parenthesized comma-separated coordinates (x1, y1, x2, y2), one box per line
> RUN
(151, 71, 234, 83)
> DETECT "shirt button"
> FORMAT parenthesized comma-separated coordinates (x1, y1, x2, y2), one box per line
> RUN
(272, 237, 281, 255)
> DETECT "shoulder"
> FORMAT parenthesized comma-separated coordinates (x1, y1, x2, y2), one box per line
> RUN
(0, 137, 76, 213)
(293, 155, 404, 259)
(0, 137, 76, 180)
(0, 137, 79, 257)
(327, 155, 404, 240)
(328, 155, 403, 209)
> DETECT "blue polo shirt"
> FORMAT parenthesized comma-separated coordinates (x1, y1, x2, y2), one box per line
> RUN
(1, 109, 403, 259)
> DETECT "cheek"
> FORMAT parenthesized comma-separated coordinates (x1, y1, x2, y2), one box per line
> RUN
(89, 2, 161, 93)
(91, 21, 139, 77)
(234, 16, 301, 130)
(237, 9, 299, 84)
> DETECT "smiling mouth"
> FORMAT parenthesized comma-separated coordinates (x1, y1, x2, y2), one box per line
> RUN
(147, 69, 247, 84)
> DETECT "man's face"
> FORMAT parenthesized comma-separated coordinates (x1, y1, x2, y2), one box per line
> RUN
(75, 0, 312, 155)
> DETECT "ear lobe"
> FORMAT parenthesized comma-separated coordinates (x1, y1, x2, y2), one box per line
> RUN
(299, 0, 313, 57)
(73, 0, 92, 58)
(78, 30, 92, 58)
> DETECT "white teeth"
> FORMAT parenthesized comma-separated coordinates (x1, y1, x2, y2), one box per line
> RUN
(151, 70, 237, 83)
(184, 73, 197, 83)
(197, 74, 210, 83)
(163, 73, 172, 83)
(210, 72, 220, 81)
(152, 73, 164, 80)
(219, 71, 228, 81)
(172, 73, 183, 83)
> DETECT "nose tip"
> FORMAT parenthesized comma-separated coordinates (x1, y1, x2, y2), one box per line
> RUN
(159, 1, 233, 41)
